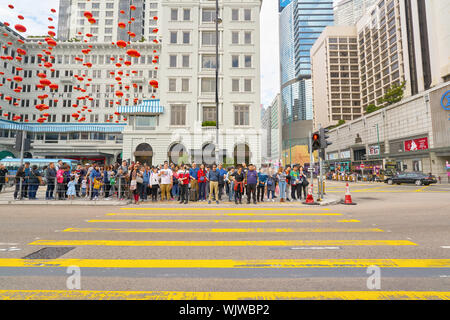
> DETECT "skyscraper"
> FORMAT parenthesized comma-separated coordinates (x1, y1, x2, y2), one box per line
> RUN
(279, 0, 334, 164)
(334, 0, 378, 26)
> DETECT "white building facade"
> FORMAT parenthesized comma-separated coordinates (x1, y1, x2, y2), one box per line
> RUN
(121, 0, 263, 167)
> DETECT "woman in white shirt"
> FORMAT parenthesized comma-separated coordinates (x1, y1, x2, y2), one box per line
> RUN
(149, 167, 160, 202)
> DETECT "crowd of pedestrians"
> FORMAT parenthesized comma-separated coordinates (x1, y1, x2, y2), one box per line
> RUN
(7, 159, 311, 204)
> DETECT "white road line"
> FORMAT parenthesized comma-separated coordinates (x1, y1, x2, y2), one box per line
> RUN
(441, 246, 450, 249)
(0, 243, 19, 246)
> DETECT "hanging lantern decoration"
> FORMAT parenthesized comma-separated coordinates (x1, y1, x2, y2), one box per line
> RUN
(14, 24, 27, 33)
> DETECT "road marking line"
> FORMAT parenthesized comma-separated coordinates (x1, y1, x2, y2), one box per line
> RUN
(62, 227, 383, 233)
(87, 219, 361, 224)
(291, 247, 341, 250)
(415, 185, 430, 192)
(28, 240, 417, 247)
(120, 207, 331, 211)
(441, 246, 450, 249)
(107, 213, 343, 217)
(0, 290, 448, 300)
(0, 258, 448, 268)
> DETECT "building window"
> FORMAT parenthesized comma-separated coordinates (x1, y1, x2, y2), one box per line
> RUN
(232, 79, 240, 92)
(170, 31, 177, 44)
(203, 106, 216, 122)
(235, 105, 249, 126)
(171, 8, 178, 21)
(169, 79, 177, 92)
(202, 55, 217, 69)
(171, 105, 186, 125)
(244, 9, 251, 21)
(202, 9, 216, 22)
(232, 55, 239, 68)
(169, 55, 177, 68)
(183, 9, 190, 21)
(202, 31, 217, 46)
(182, 55, 190, 68)
(232, 9, 239, 21)
(244, 79, 252, 92)
(182, 31, 190, 44)
(135, 116, 157, 128)
(181, 79, 189, 92)
(201, 78, 216, 93)
(232, 31, 239, 44)
(244, 31, 252, 44)
(244, 55, 252, 68)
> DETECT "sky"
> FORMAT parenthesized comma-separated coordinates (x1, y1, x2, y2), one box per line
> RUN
(0, 0, 294, 107)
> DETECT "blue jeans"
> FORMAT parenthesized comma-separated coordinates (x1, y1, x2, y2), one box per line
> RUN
(228, 181, 234, 201)
(46, 183, 55, 199)
(267, 189, 275, 199)
(172, 183, 179, 198)
(199, 182, 206, 200)
(28, 183, 39, 199)
(279, 181, 287, 199)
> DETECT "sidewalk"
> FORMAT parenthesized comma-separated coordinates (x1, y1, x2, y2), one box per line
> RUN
(0, 187, 340, 206)
(0, 187, 130, 206)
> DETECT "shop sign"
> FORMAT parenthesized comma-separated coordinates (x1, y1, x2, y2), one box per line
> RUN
(404, 137, 428, 152)
(327, 152, 338, 160)
(368, 145, 380, 156)
(340, 150, 351, 159)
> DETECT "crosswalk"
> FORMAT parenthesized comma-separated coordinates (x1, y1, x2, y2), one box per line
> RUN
(0, 206, 449, 300)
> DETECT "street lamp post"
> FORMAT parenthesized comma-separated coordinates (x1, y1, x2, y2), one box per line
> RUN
(215, 0, 221, 165)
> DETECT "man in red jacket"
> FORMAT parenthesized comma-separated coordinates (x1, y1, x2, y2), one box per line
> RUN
(178, 165, 190, 204)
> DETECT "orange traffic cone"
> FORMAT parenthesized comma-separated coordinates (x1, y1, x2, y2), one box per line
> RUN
(304, 183, 317, 205)
(342, 182, 356, 205)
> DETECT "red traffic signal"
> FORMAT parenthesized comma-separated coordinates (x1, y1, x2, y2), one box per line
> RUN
(312, 132, 321, 151)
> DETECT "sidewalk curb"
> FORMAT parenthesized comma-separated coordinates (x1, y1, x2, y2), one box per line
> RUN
(317, 196, 341, 206)
(0, 200, 131, 206)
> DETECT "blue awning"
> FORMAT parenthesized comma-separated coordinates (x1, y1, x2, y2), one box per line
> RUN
(0, 120, 125, 133)
(117, 99, 164, 114)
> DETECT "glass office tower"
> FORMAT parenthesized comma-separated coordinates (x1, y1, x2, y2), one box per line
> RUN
(279, 0, 333, 164)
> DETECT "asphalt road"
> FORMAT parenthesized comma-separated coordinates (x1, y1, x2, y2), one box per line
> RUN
(0, 181, 449, 300)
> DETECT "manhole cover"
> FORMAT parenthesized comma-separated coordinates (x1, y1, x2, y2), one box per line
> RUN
(23, 247, 75, 259)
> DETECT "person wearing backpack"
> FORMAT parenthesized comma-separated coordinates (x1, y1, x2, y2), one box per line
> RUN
(257, 168, 267, 202)
(45, 162, 56, 200)
(28, 165, 42, 200)
(266, 168, 278, 202)
(299, 166, 309, 200)
(56, 166, 66, 200)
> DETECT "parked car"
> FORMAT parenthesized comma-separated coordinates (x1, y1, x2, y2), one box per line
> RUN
(384, 172, 437, 186)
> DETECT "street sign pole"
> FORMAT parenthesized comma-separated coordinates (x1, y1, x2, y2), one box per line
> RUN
(308, 131, 314, 196)
(18, 130, 25, 200)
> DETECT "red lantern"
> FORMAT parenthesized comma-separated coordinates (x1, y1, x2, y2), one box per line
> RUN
(14, 24, 27, 33)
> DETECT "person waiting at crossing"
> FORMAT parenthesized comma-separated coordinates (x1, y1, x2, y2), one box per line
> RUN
(232, 166, 245, 205)
(178, 165, 190, 204)
(207, 164, 220, 204)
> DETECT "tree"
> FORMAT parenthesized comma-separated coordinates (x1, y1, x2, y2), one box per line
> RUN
(378, 81, 406, 106)
(366, 104, 379, 113)
(337, 119, 346, 126)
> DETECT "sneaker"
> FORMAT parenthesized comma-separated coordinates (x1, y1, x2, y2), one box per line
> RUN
(216, 201, 219, 204)
(208, 200, 211, 204)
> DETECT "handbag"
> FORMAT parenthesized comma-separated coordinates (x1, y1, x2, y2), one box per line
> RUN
(302, 179, 309, 187)
(136, 176, 143, 184)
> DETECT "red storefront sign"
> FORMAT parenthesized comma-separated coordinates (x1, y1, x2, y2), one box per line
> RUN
(404, 137, 428, 151)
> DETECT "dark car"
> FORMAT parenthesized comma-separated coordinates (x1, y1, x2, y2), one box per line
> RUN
(384, 172, 437, 186)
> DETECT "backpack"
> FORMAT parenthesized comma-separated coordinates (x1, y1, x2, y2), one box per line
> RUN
(56, 171, 64, 184)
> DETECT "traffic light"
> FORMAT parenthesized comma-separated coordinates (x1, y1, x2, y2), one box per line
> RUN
(319, 127, 332, 149)
(312, 131, 321, 151)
